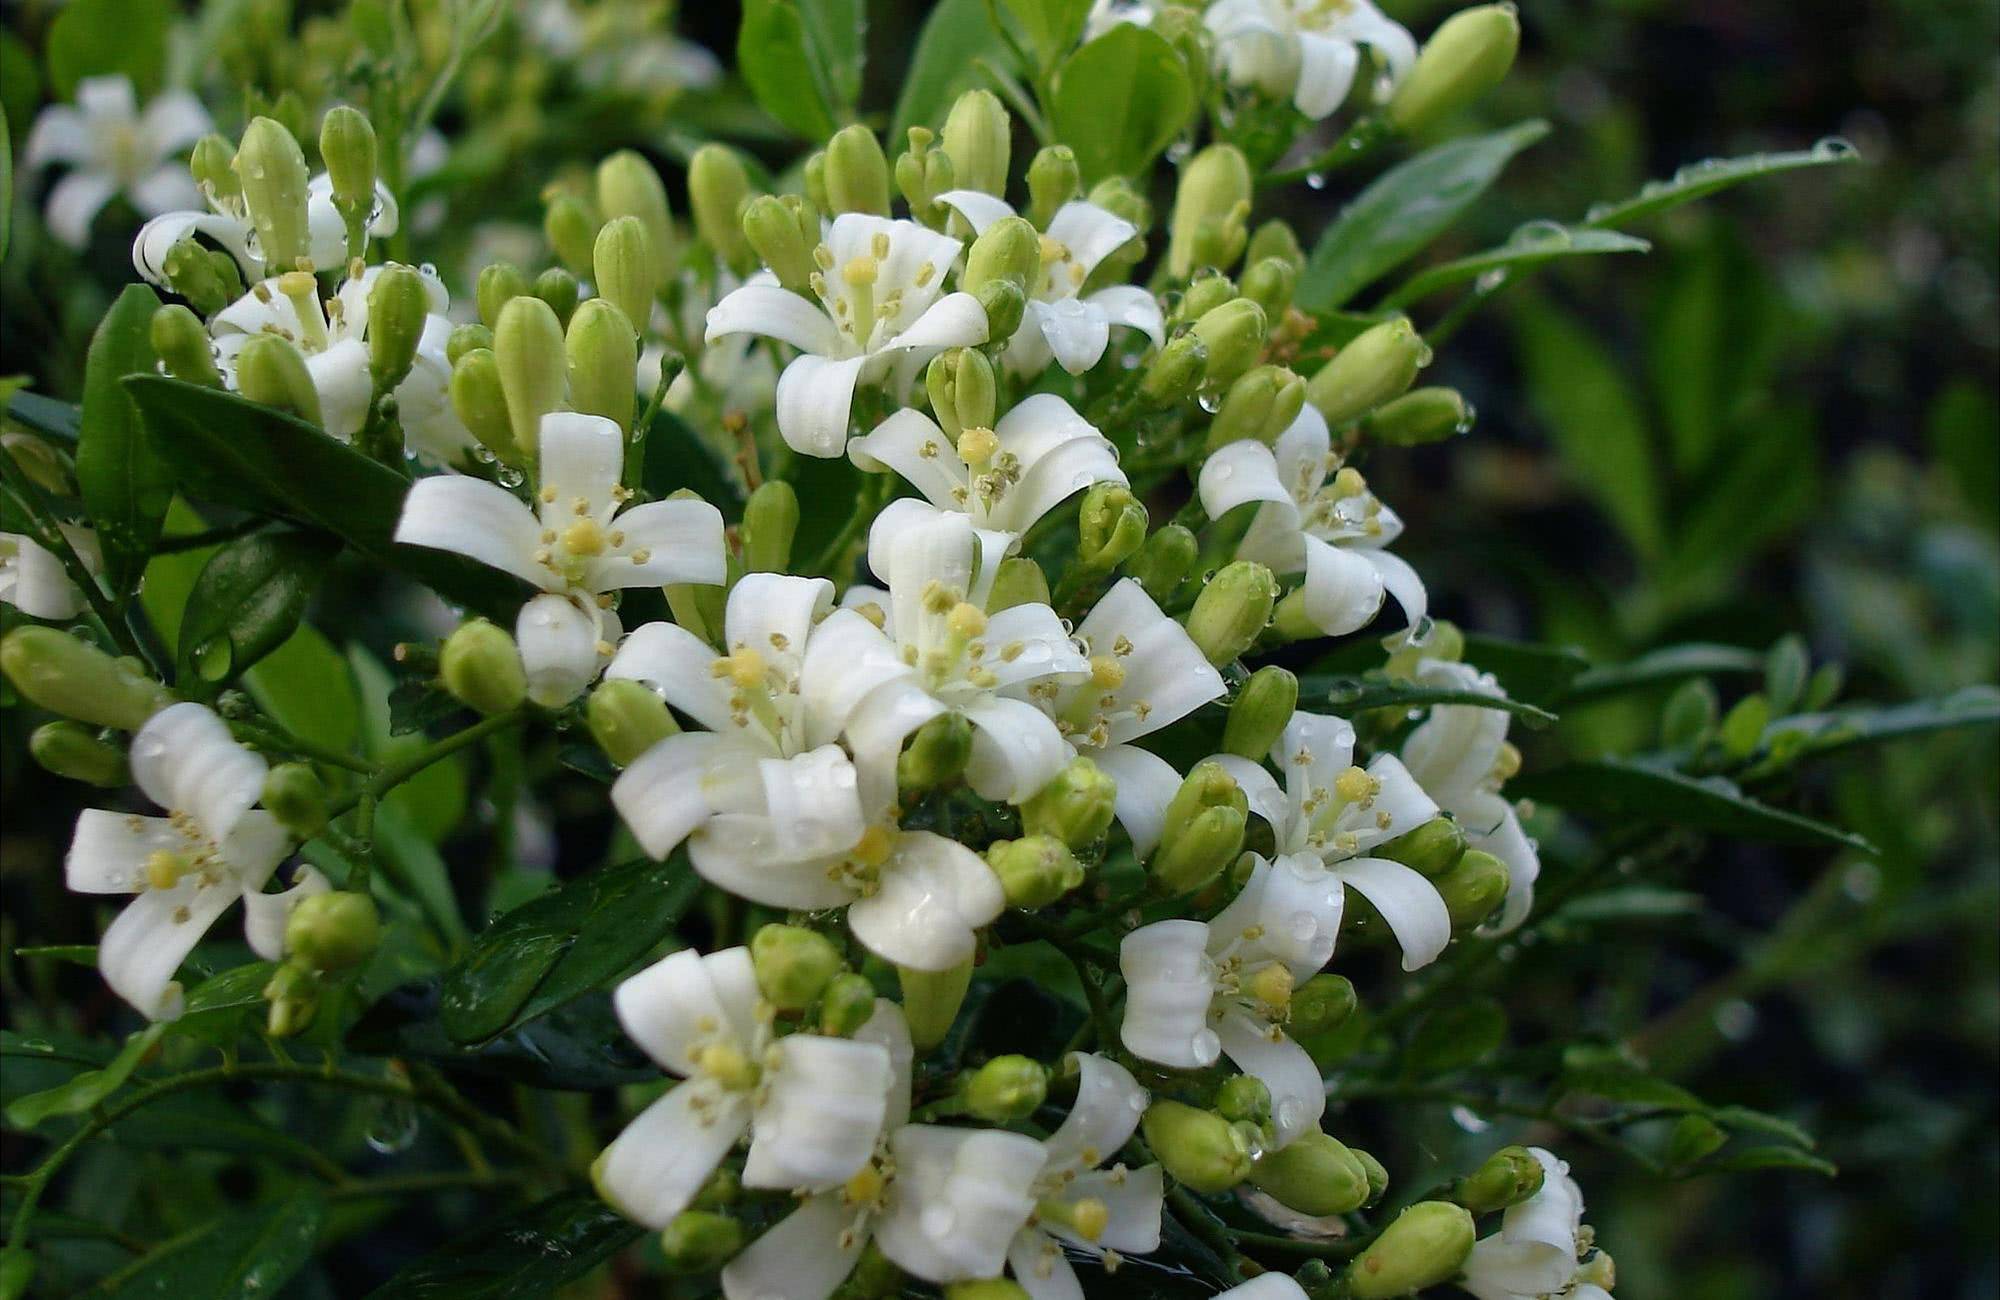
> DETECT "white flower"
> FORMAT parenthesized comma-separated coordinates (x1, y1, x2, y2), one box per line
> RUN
(1045, 578, 1227, 854)
(63, 703, 325, 1020)
(1083, 0, 1158, 41)
(933, 191, 1163, 375)
(1213, 710, 1453, 973)
(1204, 0, 1417, 120)
(598, 946, 895, 1229)
(1461, 1149, 1614, 1300)
(526, 0, 723, 98)
(705, 214, 988, 457)
(849, 394, 1127, 542)
(650, 271, 778, 421)
(1400, 657, 1541, 931)
(395, 412, 726, 705)
(133, 172, 401, 289)
(24, 76, 209, 249)
(211, 264, 473, 467)
(1, 525, 101, 620)
(1007, 1053, 1165, 1298)
(1213, 1277, 1313, 1300)
(1199, 405, 1427, 639)
(875, 1125, 1047, 1284)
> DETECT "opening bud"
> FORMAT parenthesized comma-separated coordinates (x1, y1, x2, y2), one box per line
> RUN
(895, 126, 957, 228)
(900, 957, 973, 1049)
(1376, 816, 1468, 879)
(1437, 849, 1509, 932)
(544, 193, 601, 277)
(597, 150, 676, 285)
(960, 1054, 1048, 1122)
(1153, 762, 1249, 893)
(234, 335, 322, 425)
(450, 349, 521, 467)
(1288, 973, 1358, 1036)
(1141, 1100, 1253, 1194)
(659, 1210, 743, 1274)
(819, 971, 880, 1037)
(190, 133, 239, 205)
(286, 891, 380, 971)
(986, 556, 1051, 613)
(1451, 1144, 1546, 1213)
(30, 721, 128, 787)
(1356, 1147, 1390, 1205)
(150, 304, 222, 387)
(366, 265, 431, 393)
(1184, 561, 1277, 666)
(987, 835, 1085, 909)
(1141, 332, 1208, 407)
(1389, 4, 1522, 135)
(1345, 1201, 1475, 1298)
(1252, 1132, 1373, 1216)
(941, 88, 1011, 196)
(1020, 756, 1118, 849)
(825, 124, 892, 216)
(318, 106, 377, 211)
(752, 923, 845, 1011)
(1077, 484, 1148, 571)
(1214, 1074, 1272, 1126)
(741, 194, 821, 294)
(964, 215, 1042, 295)
(742, 479, 801, 573)
(261, 761, 328, 839)
(567, 298, 638, 434)
(1125, 523, 1196, 604)
(1190, 299, 1269, 388)
(262, 957, 319, 1038)
(1223, 665, 1298, 759)
(926, 347, 997, 439)
(1174, 272, 1237, 327)
(476, 262, 529, 328)
(1308, 317, 1430, 426)
(688, 144, 754, 272)
(440, 618, 528, 716)
(495, 296, 567, 465)
(1026, 145, 1081, 229)
(1169, 144, 1252, 279)
(1208, 364, 1305, 452)
(232, 117, 312, 270)
(1, 628, 170, 730)
(898, 710, 974, 795)
(1362, 386, 1472, 446)
(588, 678, 679, 767)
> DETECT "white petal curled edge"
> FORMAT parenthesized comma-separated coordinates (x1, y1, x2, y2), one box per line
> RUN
(1210, 852, 1345, 977)
(1083, 284, 1167, 346)
(1044, 1052, 1150, 1173)
(394, 475, 548, 589)
(876, 1125, 1047, 1283)
(1009, 1229, 1084, 1300)
(516, 593, 602, 707)
(597, 1082, 751, 1229)
(848, 408, 968, 512)
(1292, 29, 1361, 119)
(1030, 298, 1111, 375)
(1088, 743, 1183, 859)
(613, 731, 766, 861)
(1300, 533, 1387, 636)
(703, 281, 841, 355)
(1118, 919, 1220, 1069)
(1213, 1276, 1312, 1300)
(719, 1192, 865, 1300)
(98, 876, 242, 1020)
(884, 291, 990, 353)
(241, 866, 331, 961)
(604, 622, 738, 735)
(1046, 200, 1141, 279)
(848, 830, 1003, 971)
(614, 945, 762, 1076)
(744, 1033, 893, 1190)
(933, 189, 1019, 235)
(129, 702, 268, 844)
(1337, 856, 1452, 971)
(1215, 1010, 1324, 1148)
(775, 353, 869, 457)
(1198, 438, 1295, 524)
(963, 696, 1073, 805)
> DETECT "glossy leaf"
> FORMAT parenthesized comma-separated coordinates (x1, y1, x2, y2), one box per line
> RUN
(4, 1023, 163, 1129)
(738, 0, 848, 141)
(76, 284, 169, 595)
(1563, 643, 1764, 703)
(45, 0, 171, 98)
(80, 1193, 324, 1299)
(1311, 674, 1558, 727)
(1554, 887, 1705, 923)
(1769, 686, 2000, 762)
(352, 984, 656, 1090)
(1379, 224, 1649, 310)
(4, 390, 82, 443)
(0, 1031, 113, 1109)
(441, 855, 698, 1044)
(1582, 140, 1861, 231)
(1700, 1144, 1838, 1178)
(364, 1194, 642, 1299)
(1561, 1064, 1703, 1112)
(891, 0, 1020, 137)
(1003, 0, 1092, 69)
(1460, 634, 1590, 707)
(171, 960, 279, 1049)
(1298, 120, 1549, 311)
(1051, 25, 1197, 185)
(1510, 758, 1875, 853)
(351, 645, 468, 846)
(175, 528, 340, 690)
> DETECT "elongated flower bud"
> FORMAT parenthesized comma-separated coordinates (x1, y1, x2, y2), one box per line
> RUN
(1390, 4, 1522, 135)
(593, 216, 658, 331)
(1125, 523, 1196, 604)
(1376, 816, 1468, 879)
(752, 924, 844, 1011)
(1437, 848, 1509, 932)
(961, 1055, 1048, 1122)
(534, 267, 580, 325)
(566, 298, 637, 434)
(160, 239, 236, 317)
(1, 628, 169, 730)
(1346, 1202, 1476, 1298)
(742, 480, 800, 573)
(898, 710, 973, 794)
(598, 150, 675, 285)
(233, 117, 312, 270)
(900, 958, 973, 1050)
(544, 193, 600, 277)
(495, 295, 566, 464)
(190, 133, 239, 206)
(235, 335, 322, 424)
(964, 216, 1041, 296)
(446, 323, 493, 365)
(318, 106, 377, 211)
(1214, 1074, 1271, 1126)
(1246, 218, 1303, 271)
(588, 678, 678, 767)
(1026, 145, 1080, 229)
(1141, 333, 1207, 407)
(1142, 1101, 1252, 1194)
(987, 556, 1050, 613)
(941, 89, 1010, 195)
(659, 1211, 743, 1274)
(1021, 756, 1118, 849)
(825, 124, 891, 216)
(819, 972, 878, 1037)
(476, 262, 529, 329)
(30, 721, 128, 787)
(450, 349, 520, 466)
(1240, 256, 1298, 320)
(1253, 1132, 1373, 1216)
(1290, 973, 1358, 1035)
(802, 150, 830, 213)
(367, 265, 431, 392)
(1363, 385, 1472, 445)
(975, 279, 1026, 344)
(1174, 272, 1236, 326)
(895, 126, 957, 228)
(1168, 144, 1251, 278)
(1153, 762, 1249, 893)
(926, 347, 997, 439)
(1451, 1144, 1545, 1213)
(1208, 364, 1304, 452)
(987, 835, 1085, 909)
(1223, 666, 1298, 759)
(1185, 561, 1276, 666)
(1191, 299, 1268, 388)
(688, 144, 754, 272)
(741, 194, 820, 294)
(151, 304, 221, 387)
(1308, 318, 1429, 426)
(262, 762, 328, 839)
(263, 958, 319, 1038)
(1077, 484, 1148, 571)
(287, 892, 380, 971)
(440, 618, 527, 716)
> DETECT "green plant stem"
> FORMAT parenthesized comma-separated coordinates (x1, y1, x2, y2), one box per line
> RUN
(1165, 1186, 1243, 1281)
(1263, 115, 1392, 189)
(227, 717, 375, 775)
(326, 707, 528, 823)
(810, 473, 889, 580)
(326, 1168, 532, 1201)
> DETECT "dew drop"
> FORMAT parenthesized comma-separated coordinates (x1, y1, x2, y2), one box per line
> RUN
(1305, 173, 1327, 191)
(194, 636, 234, 683)
(1450, 1104, 1489, 1133)
(365, 1097, 420, 1153)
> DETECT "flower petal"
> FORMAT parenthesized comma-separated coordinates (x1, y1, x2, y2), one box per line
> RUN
(303, 338, 373, 438)
(612, 731, 766, 859)
(594, 497, 728, 589)
(515, 593, 602, 707)
(537, 412, 626, 523)
(744, 1033, 894, 1190)
(720, 1193, 864, 1300)
(605, 621, 737, 733)
(241, 865, 330, 961)
(856, 999, 917, 1127)
(877, 1126, 1046, 1283)
(690, 822, 858, 911)
(1208, 755, 1289, 834)
(798, 606, 921, 749)
(848, 408, 970, 512)
(596, 1081, 750, 1229)
(44, 170, 117, 249)
(131, 210, 256, 285)
(1198, 438, 1295, 523)
(1216, 1010, 1325, 1146)
(1457, 788, 1539, 933)
(139, 91, 212, 156)
(1009, 1229, 1084, 1300)
(1088, 743, 1184, 858)
(1209, 852, 1345, 976)
(775, 353, 869, 456)
(1045, 1052, 1150, 1173)
(756, 744, 867, 862)
(1336, 856, 1451, 971)
(98, 877, 242, 1020)
(724, 571, 836, 668)
(23, 105, 91, 169)
(614, 945, 762, 1075)
(1083, 284, 1166, 346)
(130, 702, 267, 843)
(1118, 920, 1220, 1068)
(934, 189, 1020, 234)
(1292, 30, 1360, 118)
(1072, 579, 1225, 745)
(67, 811, 178, 894)
(1046, 201, 1140, 278)
(1069, 1163, 1164, 1255)
(395, 475, 547, 589)
(705, 282, 841, 355)
(1029, 298, 1111, 375)
(848, 830, 1003, 971)
(963, 696, 1073, 805)
(1365, 547, 1428, 640)
(883, 291, 990, 353)
(1299, 533, 1387, 635)
(0, 532, 87, 620)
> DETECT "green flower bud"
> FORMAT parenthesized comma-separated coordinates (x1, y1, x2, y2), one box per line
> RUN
(659, 1210, 743, 1274)
(961, 1054, 1048, 1122)
(440, 618, 528, 716)
(1141, 333, 1207, 407)
(1, 433, 72, 495)
(1214, 1074, 1271, 1126)
(1240, 256, 1299, 320)
(1356, 1147, 1390, 1205)
(366, 265, 431, 392)
(742, 479, 801, 573)
(944, 1283, 1031, 1300)
(1, 628, 169, 730)
(900, 958, 973, 1050)
(262, 957, 319, 1038)
(688, 144, 754, 272)
(544, 193, 601, 277)
(819, 971, 879, 1037)
(1765, 633, 1809, 714)
(318, 105, 377, 210)
(233, 117, 312, 270)
(752, 923, 845, 1011)
(802, 150, 831, 213)
(1089, 176, 1153, 235)
(898, 710, 974, 794)
(1245, 219, 1303, 271)
(665, 565, 726, 649)
(941, 89, 1010, 196)
(598, 150, 675, 286)
(1661, 677, 1719, 750)
(975, 279, 1027, 345)
(1125, 523, 1196, 604)
(694, 1164, 742, 1209)
(1389, 4, 1522, 136)
(1437, 849, 1509, 932)
(1142, 1101, 1252, 1194)
(29, 721, 128, 786)
(964, 215, 1041, 295)
(1345, 1201, 1475, 1298)
(1168, 144, 1251, 279)
(234, 335, 322, 425)
(1805, 661, 1843, 710)
(1077, 484, 1148, 571)
(190, 133, 239, 206)
(495, 295, 566, 465)
(1021, 756, 1118, 849)
(150, 304, 222, 387)
(160, 238, 234, 317)
(1362, 385, 1473, 447)
(1252, 1132, 1373, 1216)
(1026, 145, 1081, 229)
(476, 262, 529, 329)
(1153, 762, 1249, 890)
(261, 761, 328, 839)
(825, 124, 892, 216)
(450, 349, 520, 467)
(987, 835, 1085, 909)
(895, 126, 957, 228)
(1451, 1145, 1546, 1213)
(1270, 588, 1321, 644)
(1185, 561, 1277, 666)
(534, 266, 581, 326)
(1667, 1113, 1728, 1169)
(1222, 666, 1298, 759)
(1307, 318, 1430, 426)
(1190, 299, 1268, 388)
(593, 215, 658, 332)
(1289, 973, 1358, 1035)
(1376, 816, 1468, 879)
(446, 323, 494, 365)
(285, 891, 380, 971)
(741, 194, 820, 294)
(1720, 693, 1769, 758)
(1175, 272, 1238, 327)
(588, 678, 679, 767)
(986, 556, 1051, 613)
(925, 347, 997, 439)
(566, 298, 638, 433)
(1207, 364, 1305, 452)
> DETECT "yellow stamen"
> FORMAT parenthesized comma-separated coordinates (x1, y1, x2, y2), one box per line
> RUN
(957, 426, 1000, 466)
(561, 518, 607, 557)
(1089, 655, 1126, 690)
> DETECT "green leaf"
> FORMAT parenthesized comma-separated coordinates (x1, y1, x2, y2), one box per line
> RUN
(1298, 120, 1549, 312)
(175, 528, 340, 690)
(0, 106, 11, 263)
(1554, 887, 1706, 923)
(123, 377, 522, 618)
(1699, 1144, 1838, 1178)
(80, 1192, 324, 1299)
(4, 1023, 163, 1129)
(45, 0, 172, 98)
(738, 0, 845, 141)
(1708, 1104, 1818, 1150)
(1050, 25, 1197, 185)
(1509, 758, 1875, 853)
(1648, 229, 1782, 475)
(1460, 634, 1590, 707)
(641, 404, 745, 522)
(1769, 686, 2000, 762)
(4, 390, 82, 443)
(441, 855, 698, 1044)
(76, 285, 169, 596)
(891, 0, 1020, 137)
(1582, 140, 1860, 231)
(1561, 1064, 1703, 1112)
(171, 961, 278, 1049)
(365, 1194, 642, 1299)
(1405, 998, 1506, 1075)
(1925, 377, 1999, 531)
(1, 1031, 113, 1109)
(1563, 642, 1764, 703)
(1511, 292, 1665, 560)
(1306, 675, 1558, 726)
(353, 986, 657, 1090)
(1379, 223, 1649, 310)
(350, 644, 467, 845)
(373, 801, 471, 947)
(1002, 0, 1092, 69)
(245, 625, 363, 758)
